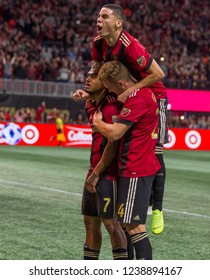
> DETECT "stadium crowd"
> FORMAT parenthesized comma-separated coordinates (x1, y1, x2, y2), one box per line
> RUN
(0, 0, 209, 89)
(0, 0, 209, 128)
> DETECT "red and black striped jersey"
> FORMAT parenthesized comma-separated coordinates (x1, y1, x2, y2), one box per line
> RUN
(115, 88, 161, 177)
(85, 93, 121, 180)
(92, 30, 167, 100)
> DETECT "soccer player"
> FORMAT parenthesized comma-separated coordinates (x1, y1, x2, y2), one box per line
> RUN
(92, 61, 161, 260)
(81, 61, 127, 260)
(74, 4, 167, 235)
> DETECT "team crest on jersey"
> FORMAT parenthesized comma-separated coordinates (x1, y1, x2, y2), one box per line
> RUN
(121, 108, 131, 117)
(112, 115, 118, 123)
(137, 55, 146, 67)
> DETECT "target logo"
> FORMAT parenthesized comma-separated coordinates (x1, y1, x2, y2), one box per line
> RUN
(185, 130, 201, 149)
(21, 125, 39, 144)
(163, 129, 176, 149)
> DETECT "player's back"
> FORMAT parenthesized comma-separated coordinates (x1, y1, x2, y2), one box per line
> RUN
(116, 88, 161, 177)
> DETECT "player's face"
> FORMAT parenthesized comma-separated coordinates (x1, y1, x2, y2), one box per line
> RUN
(97, 8, 120, 38)
(85, 73, 104, 94)
(103, 80, 122, 95)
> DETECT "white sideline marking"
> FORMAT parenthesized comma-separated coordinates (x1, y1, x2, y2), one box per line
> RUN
(0, 178, 81, 197)
(163, 208, 210, 219)
(1, 178, 210, 220)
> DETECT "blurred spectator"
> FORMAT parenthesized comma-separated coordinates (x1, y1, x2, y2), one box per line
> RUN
(4, 108, 11, 122)
(24, 107, 34, 122)
(188, 115, 198, 129)
(47, 107, 58, 123)
(14, 60, 27, 79)
(26, 62, 37, 80)
(75, 110, 87, 124)
(14, 108, 25, 122)
(0, 62, 4, 78)
(0, 110, 6, 121)
(57, 59, 70, 82)
(36, 101, 46, 123)
(2, 52, 16, 79)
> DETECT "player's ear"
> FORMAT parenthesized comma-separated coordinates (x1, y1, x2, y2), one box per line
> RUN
(116, 20, 123, 29)
(118, 80, 125, 88)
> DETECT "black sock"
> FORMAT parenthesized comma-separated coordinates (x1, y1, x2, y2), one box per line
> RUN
(149, 191, 153, 207)
(153, 147, 166, 211)
(130, 232, 152, 260)
(83, 246, 100, 260)
(123, 227, 134, 260)
(112, 247, 128, 260)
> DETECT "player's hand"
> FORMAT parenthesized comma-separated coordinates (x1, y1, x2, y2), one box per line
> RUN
(93, 109, 102, 123)
(72, 89, 89, 101)
(85, 172, 99, 193)
(117, 88, 132, 103)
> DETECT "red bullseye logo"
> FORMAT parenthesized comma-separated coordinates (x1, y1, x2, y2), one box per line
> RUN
(21, 125, 39, 144)
(185, 130, 201, 149)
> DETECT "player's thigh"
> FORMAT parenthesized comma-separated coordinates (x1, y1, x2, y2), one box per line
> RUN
(96, 179, 117, 219)
(81, 186, 98, 216)
(117, 176, 154, 225)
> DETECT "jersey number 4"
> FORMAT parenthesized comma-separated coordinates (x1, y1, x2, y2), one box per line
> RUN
(117, 203, 125, 218)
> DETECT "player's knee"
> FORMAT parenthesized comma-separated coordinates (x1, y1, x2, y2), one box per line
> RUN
(84, 217, 101, 232)
(102, 218, 117, 235)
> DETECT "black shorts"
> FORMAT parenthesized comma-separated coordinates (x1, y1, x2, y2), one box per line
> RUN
(81, 178, 117, 219)
(117, 176, 154, 224)
(157, 98, 168, 145)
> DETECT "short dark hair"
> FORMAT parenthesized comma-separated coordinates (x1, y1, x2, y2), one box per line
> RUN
(103, 4, 126, 27)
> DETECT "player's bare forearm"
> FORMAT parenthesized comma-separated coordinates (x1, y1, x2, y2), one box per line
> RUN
(137, 59, 165, 89)
(118, 59, 165, 102)
(94, 116, 130, 142)
(93, 117, 117, 141)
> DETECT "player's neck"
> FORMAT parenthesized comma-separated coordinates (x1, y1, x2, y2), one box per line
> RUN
(105, 29, 122, 46)
(94, 89, 107, 105)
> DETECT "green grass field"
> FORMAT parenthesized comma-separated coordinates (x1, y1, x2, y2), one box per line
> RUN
(0, 146, 209, 260)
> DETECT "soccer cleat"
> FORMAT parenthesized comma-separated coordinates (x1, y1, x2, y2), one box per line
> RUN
(151, 210, 164, 234)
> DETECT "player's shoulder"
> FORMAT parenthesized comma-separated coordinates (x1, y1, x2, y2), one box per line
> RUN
(127, 88, 153, 102)
(120, 30, 138, 46)
(136, 88, 158, 106)
(102, 93, 121, 111)
(120, 30, 144, 48)
(106, 93, 118, 103)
